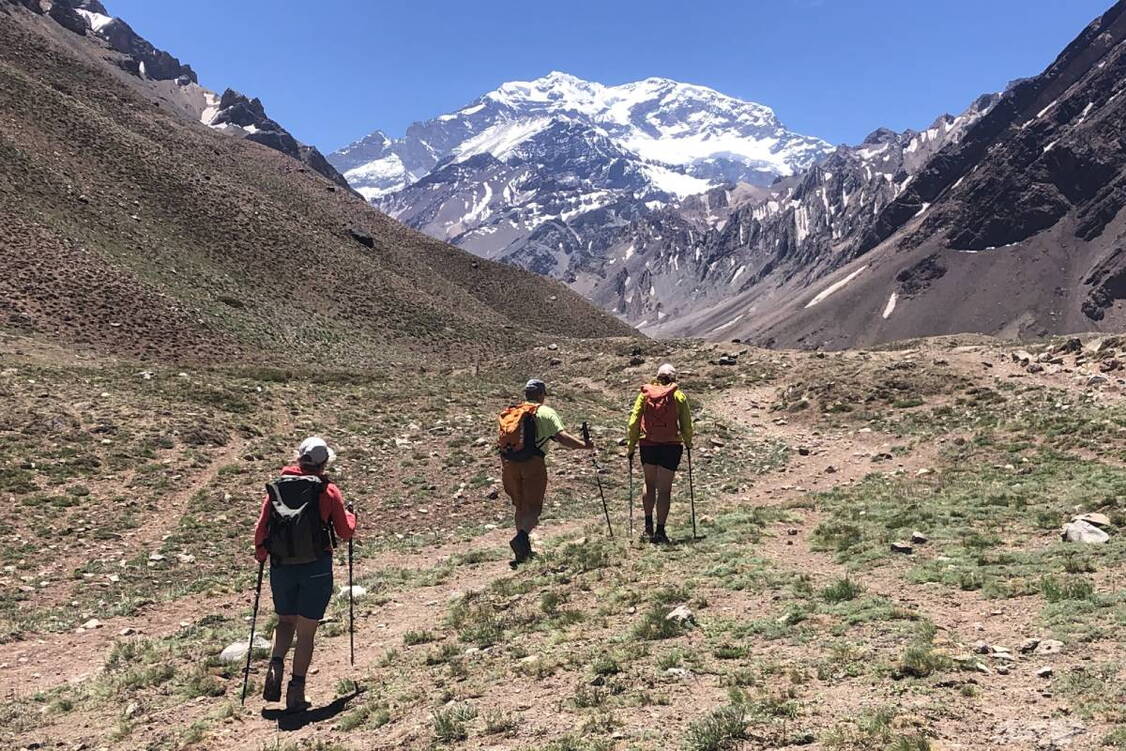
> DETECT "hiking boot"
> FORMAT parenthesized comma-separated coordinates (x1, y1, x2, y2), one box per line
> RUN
(509, 531, 532, 564)
(262, 656, 284, 702)
(642, 517, 654, 542)
(286, 676, 311, 713)
(651, 526, 670, 545)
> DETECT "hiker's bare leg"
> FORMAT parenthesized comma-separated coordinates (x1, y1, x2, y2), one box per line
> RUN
(291, 616, 319, 677)
(642, 462, 659, 517)
(272, 615, 297, 660)
(655, 467, 675, 525)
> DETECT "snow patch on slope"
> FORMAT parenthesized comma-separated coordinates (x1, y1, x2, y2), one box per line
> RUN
(805, 265, 867, 308)
(882, 292, 898, 319)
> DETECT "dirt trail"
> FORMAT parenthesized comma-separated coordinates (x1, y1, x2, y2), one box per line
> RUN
(2, 510, 584, 698)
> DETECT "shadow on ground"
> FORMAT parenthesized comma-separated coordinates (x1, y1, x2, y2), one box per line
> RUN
(261, 690, 363, 731)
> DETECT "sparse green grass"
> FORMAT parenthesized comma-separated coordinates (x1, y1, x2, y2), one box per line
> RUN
(482, 709, 517, 735)
(403, 629, 438, 646)
(632, 601, 692, 641)
(338, 696, 392, 732)
(821, 576, 864, 603)
(431, 702, 477, 742)
(683, 704, 748, 751)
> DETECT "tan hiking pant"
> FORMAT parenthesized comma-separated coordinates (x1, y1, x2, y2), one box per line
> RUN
(502, 456, 548, 533)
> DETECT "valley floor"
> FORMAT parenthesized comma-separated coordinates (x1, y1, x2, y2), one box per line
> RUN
(2, 331, 1125, 750)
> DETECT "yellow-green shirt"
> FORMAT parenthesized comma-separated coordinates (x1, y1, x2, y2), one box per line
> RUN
(533, 404, 565, 453)
(627, 386, 693, 451)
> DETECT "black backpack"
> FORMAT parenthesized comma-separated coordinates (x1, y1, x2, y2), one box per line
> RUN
(264, 475, 335, 565)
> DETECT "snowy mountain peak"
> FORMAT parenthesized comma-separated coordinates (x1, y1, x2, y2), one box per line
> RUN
(328, 72, 834, 281)
(332, 71, 831, 203)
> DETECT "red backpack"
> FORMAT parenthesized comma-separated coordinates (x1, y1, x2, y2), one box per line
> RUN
(640, 384, 680, 443)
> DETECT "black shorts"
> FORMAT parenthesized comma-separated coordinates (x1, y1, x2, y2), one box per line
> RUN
(640, 444, 683, 472)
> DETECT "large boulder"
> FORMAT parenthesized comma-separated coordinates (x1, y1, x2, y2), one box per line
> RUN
(218, 634, 271, 664)
(1061, 519, 1110, 544)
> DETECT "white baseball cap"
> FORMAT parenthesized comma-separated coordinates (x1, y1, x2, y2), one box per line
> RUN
(296, 436, 336, 466)
(657, 363, 677, 378)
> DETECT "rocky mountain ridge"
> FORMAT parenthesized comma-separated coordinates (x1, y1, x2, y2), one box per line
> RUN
(588, 94, 1001, 331)
(675, 0, 1126, 348)
(0, 0, 633, 363)
(4, 0, 350, 188)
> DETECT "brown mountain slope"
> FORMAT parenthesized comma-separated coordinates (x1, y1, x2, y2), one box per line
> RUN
(0, 2, 635, 364)
(665, 1, 1126, 349)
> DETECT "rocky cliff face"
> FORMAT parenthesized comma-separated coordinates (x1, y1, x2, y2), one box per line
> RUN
(587, 95, 999, 331)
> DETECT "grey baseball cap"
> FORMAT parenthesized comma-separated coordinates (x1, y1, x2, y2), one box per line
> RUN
(525, 379, 547, 395)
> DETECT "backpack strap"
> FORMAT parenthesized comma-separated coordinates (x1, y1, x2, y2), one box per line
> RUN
(319, 477, 337, 550)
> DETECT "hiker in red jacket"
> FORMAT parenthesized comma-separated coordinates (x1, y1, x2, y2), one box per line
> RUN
(626, 364, 694, 543)
(253, 437, 355, 712)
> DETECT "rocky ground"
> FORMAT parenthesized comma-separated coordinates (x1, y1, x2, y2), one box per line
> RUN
(1, 330, 1125, 751)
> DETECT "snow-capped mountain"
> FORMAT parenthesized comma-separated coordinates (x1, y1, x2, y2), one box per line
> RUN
(329, 72, 832, 278)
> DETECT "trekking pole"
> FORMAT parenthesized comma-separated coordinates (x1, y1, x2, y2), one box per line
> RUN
(628, 453, 635, 540)
(240, 559, 266, 706)
(581, 422, 614, 539)
(687, 446, 698, 539)
(348, 503, 356, 668)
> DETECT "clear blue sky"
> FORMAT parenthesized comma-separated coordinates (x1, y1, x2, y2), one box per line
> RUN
(105, 0, 1113, 153)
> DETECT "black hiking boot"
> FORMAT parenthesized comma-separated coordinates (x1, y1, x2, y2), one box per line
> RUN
(651, 526, 670, 545)
(509, 531, 532, 564)
(642, 516, 654, 542)
(262, 656, 284, 702)
(286, 675, 311, 713)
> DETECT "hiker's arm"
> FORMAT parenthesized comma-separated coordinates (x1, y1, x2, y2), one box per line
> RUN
(677, 392, 694, 449)
(553, 430, 592, 450)
(326, 484, 356, 541)
(253, 496, 271, 562)
(626, 392, 644, 454)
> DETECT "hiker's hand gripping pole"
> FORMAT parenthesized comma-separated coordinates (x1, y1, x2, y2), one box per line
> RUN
(582, 422, 614, 539)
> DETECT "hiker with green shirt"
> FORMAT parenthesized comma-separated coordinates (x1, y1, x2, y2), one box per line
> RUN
(627, 363, 693, 543)
(497, 379, 592, 564)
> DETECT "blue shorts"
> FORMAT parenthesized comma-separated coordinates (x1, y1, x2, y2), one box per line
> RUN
(270, 554, 333, 621)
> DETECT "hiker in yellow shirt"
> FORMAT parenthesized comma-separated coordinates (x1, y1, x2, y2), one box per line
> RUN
(627, 364, 693, 543)
(499, 379, 592, 564)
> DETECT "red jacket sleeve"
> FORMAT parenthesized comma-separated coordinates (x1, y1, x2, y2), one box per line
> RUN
(323, 483, 356, 542)
(253, 495, 271, 562)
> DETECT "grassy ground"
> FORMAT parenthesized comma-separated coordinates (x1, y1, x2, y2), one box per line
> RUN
(2, 336, 1125, 749)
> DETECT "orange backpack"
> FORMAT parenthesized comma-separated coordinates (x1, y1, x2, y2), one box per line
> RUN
(497, 403, 542, 462)
(640, 384, 680, 443)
